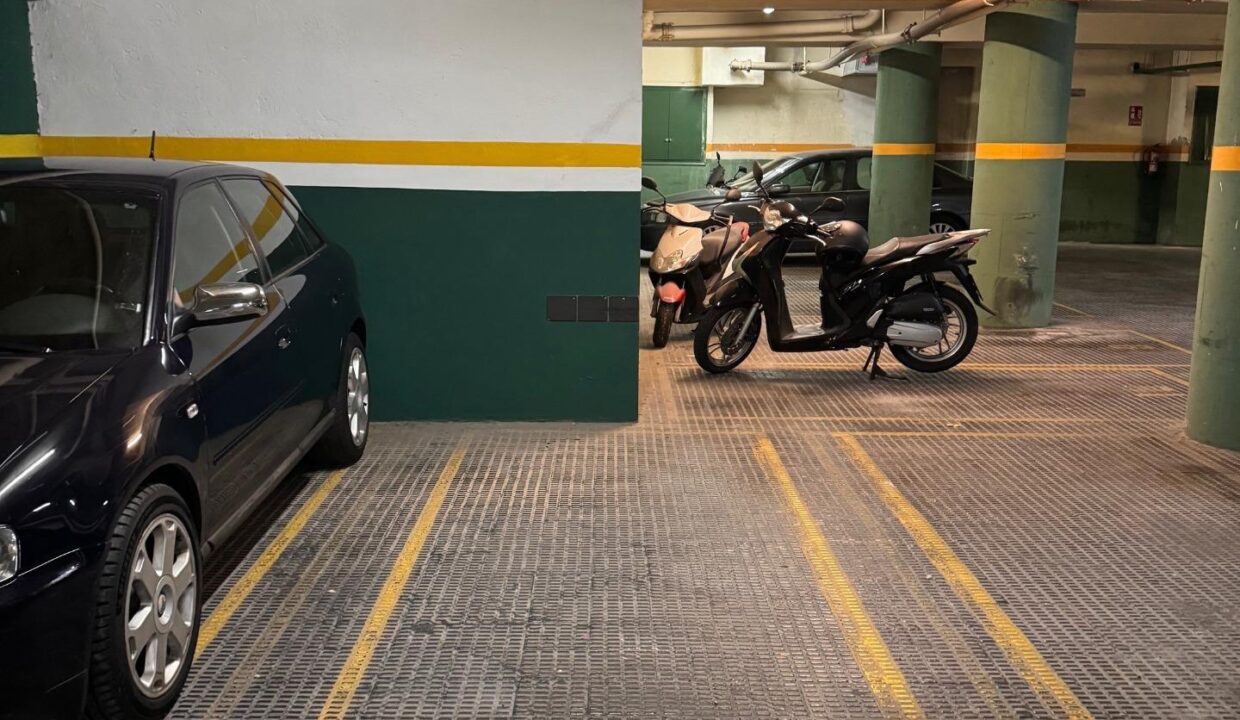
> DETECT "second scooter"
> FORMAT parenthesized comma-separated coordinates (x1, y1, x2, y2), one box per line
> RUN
(642, 176, 750, 348)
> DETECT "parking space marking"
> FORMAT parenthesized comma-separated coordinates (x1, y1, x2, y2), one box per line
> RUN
(317, 443, 468, 720)
(834, 433, 1094, 720)
(198, 468, 348, 650)
(1148, 368, 1190, 387)
(1127, 329, 1192, 355)
(1053, 302, 1091, 317)
(755, 435, 925, 720)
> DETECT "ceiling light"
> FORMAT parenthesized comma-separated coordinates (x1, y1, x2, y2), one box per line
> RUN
(763, 6, 775, 14)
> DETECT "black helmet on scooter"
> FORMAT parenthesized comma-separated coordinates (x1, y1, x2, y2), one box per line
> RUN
(817, 220, 869, 266)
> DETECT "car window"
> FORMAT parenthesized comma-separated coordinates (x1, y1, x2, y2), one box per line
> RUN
(173, 182, 261, 306)
(0, 186, 157, 351)
(263, 180, 324, 251)
(856, 157, 872, 190)
(220, 178, 311, 278)
(785, 159, 846, 193)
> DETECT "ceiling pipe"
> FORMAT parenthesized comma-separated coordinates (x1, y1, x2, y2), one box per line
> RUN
(644, 9, 881, 42)
(730, 0, 1009, 74)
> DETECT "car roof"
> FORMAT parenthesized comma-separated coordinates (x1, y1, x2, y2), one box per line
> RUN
(0, 156, 265, 190)
(785, 147, 871, 161)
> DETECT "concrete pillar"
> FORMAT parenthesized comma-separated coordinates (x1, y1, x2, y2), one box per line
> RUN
(868, 42, 942, 244)
(1187, 0, 1240, 450)
(969, 0, 1078, 328)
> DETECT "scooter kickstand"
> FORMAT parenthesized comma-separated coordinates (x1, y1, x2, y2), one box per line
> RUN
(863, 344, 908, 382)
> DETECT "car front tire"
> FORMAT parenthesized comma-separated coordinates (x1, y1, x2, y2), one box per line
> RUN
(86, 484, 200, 720)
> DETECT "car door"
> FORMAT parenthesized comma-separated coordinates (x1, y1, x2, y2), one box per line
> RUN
(219, 177, 333, 435)
(839, 155, 873, 233)
(773, 158, 849, 252)
(169, 180, 302, 528)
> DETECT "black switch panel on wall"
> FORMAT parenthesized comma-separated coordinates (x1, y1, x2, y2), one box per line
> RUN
(546, 296, 638, 323)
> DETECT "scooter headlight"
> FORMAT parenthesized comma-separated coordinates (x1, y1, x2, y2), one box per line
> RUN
(652, 248, 698, 273)
(0, 526, 18, 583)
(763, 206, 786, 231)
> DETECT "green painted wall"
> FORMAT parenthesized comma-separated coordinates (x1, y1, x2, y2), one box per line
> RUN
(1059, 162, 1160, 244)
(1156, 162, 1211, 246)
(291, 187, 639, 422)
(0, 0, 38, 134)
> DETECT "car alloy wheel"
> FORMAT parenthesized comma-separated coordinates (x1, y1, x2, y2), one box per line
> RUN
(125, 513, 196, 699)
(347, 347, 370, 447)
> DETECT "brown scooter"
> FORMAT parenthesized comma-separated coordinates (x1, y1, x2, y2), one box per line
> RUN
(642, 177, 749, 348)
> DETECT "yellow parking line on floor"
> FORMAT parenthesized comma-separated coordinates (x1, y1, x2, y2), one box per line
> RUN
(1148, 368, 1190, 387)
(1127, 329, 1192, 355)
(317, 443, 467, 720)
(198, 468, 348, 650)
(1053, 302, 1091, 317)
(833, 433, 1094, 720)
(755, 436, 925, 720)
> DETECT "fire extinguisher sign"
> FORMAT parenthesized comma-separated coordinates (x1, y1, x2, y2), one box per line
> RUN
(1129, 105, 1144, 126)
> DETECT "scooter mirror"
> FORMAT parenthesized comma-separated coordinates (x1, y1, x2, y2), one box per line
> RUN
(751, 161, 764, 184)
(815, 196, 846, 213)
(724, 188, 742, 202)
(641, 176, 659, 191)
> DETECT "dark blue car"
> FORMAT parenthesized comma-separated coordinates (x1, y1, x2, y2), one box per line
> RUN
(0, 158, 368, 720)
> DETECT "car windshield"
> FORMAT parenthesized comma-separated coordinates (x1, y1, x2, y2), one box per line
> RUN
(0, 184, 158, 352)
(730, 158, 797, 190)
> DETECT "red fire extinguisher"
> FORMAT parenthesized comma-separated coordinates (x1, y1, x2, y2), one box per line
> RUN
(1142, 145, 1163, 176)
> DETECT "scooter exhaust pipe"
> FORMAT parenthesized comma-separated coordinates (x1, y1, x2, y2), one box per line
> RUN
(884, 321, 944, 348)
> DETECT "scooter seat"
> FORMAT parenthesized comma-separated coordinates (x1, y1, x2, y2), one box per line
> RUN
(699, 223, 748, 266)
(862, 233, 948, 266)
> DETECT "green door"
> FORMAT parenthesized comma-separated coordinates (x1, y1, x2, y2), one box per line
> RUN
(642, 87, 705, 164)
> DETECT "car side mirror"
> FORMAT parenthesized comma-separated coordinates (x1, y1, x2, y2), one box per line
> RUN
(724, 188, 742, 202)
(181, 282, 267, 332)
(641, 176, 659, 191)
(768, 183, 791, 197)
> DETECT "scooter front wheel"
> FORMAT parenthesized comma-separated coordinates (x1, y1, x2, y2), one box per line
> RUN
(653, 301, 676, 348)
(694, 304, 762, 374)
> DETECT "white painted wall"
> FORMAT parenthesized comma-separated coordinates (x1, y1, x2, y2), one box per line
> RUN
(709, 47, 875, 156)
(29, 0, 641, 190)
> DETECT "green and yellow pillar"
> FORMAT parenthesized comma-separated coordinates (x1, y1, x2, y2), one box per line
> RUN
(969, 0, 1078, 328)
(1187, 0, 1240, 450)
(868, 42, 942, 244)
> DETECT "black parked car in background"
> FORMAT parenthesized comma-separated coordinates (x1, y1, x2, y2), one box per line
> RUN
(0, 158, 368, 720)
(641, 147, 974, 255)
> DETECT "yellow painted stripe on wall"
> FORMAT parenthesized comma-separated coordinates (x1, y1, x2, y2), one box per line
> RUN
(1212, 146, 1240, 172)
(834, 433, 1095, 720)
(5, 135, 639, 168)
(0, 134, 42, 157)
(872, 143, 936, 157)
(975, 143, 1067, 161)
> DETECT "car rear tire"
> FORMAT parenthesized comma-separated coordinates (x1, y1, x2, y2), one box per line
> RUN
(652, 301, 675, 348)
(86, 484, 200, 720)
(929, 213, 965, 235)
(309, 332, 369, 468)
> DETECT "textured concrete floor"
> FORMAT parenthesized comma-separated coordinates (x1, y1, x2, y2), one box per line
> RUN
(178, 243, 1239, 719)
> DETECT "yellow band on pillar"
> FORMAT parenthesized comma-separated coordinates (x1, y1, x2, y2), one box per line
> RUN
(872, 143, 937, 156)
(1212, 146, 1240, 172)
(975, 142, 1067, 161)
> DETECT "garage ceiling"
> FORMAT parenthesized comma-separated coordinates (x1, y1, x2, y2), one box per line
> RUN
(643, 0, 1227, 12)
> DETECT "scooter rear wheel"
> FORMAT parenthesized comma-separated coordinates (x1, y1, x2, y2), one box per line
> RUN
(889, 284, 978, 373)
(694, 304, 762, 374)
(653, 301, 675, 348)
